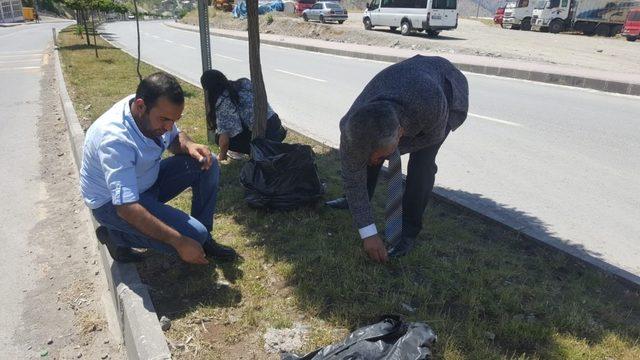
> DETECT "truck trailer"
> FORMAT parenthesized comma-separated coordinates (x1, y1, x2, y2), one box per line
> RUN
(532, 0, 640, 36)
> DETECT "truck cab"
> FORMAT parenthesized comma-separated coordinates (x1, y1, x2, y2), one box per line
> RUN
(622, 7, 640, 41)
(531, 0, 572, 33)
(503, 0, 535, 30)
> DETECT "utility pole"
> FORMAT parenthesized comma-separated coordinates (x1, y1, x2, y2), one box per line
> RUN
(197, 0, 215, 142)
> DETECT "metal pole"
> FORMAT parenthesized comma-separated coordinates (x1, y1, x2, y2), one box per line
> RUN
(476, 0, 480, 18)
(197, 0, 212, 73)
(197, 0, 214, 143)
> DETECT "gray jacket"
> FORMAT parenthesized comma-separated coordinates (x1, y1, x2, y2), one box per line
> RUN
(339, 55, 469, 230)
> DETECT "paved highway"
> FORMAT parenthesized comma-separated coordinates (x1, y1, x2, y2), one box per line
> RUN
(102, 21, 640, 283)
(0, 21, 123, 357)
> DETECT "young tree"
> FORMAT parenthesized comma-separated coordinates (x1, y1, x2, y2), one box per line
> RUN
(246, 0, 268, 140)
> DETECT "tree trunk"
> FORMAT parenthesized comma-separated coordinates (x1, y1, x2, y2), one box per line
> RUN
(247, 0, 268, 140)
(76, 10, 83, 39)
(82, 10, 90, 46)
(91, 10, 98, 58)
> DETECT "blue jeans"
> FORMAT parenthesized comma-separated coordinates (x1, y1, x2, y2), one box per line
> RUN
(92, 155, 220, 254)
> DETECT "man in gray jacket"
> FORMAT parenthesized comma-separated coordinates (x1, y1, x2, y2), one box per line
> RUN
(326, 56, 469, 263)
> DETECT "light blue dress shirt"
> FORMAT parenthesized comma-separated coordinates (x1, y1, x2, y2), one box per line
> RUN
(80, 95, 180, 209)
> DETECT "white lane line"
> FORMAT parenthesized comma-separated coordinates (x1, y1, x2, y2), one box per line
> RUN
(151, 35, 160, 39)
(468, 112, 523, 127)
(0, 60, 40, 65)
(274, 69, 327, 83)
(0, 53, 43, 58)
(180, 44, 196, 49)
(0, 66, 40, 71)
(213, 53, 242, 62)
(164, 39, 175, 44)
(0, 50, 43, 55)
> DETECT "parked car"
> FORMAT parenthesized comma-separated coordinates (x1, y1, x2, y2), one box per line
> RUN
(494, 5, 506, 25)
(622, 7, 640, 41)
(302, 1, 348, 23)
(295, 0, 317, 15)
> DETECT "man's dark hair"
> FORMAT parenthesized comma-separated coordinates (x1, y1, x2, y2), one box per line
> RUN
(135, 72, 184, 110)
(344, 101, 400, 152)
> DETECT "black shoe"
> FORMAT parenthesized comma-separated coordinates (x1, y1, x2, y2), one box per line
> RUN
(325, 197, 349, 210)
(387, 237, 416, 258)
(95, 226, 146, 263)
(111, 247, 146, 263)
(203, 240, 238, 261)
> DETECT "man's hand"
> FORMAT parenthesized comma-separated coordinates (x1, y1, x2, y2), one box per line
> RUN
(363, 234, 388, 263)
(187, 143, 213, 170)
(217, 152, 228, 162)
(173, 236, 209, 265)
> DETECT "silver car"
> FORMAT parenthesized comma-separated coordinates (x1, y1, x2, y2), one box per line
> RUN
(302, 1, 348, 24)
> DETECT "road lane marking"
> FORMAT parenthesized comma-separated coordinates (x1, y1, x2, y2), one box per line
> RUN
(0, 53, 43, 59)
(151, 35, 160, 39)
(0, 59, 41, 65)
(274, 69, 327, 83)
(0, 66, 40, 71)
(468, 113, 523, 127)
(164, 39, 175, 44)
(213, 53, 242, 62)
(181, 44, 196, 49)
(0, 50, 43, 55)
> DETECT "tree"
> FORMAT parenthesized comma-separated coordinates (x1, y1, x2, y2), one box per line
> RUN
(54, 0, 126, 56)
(246, 0, 268, 140)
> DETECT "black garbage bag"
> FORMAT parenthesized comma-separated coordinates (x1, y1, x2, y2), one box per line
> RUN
(239, 138, 324, 210)
(282, 316, 437, 360)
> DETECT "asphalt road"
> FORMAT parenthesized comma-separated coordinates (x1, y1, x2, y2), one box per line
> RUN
(0, 21, 123, 358)
(102, 21, 640, 283)
(0, 22, 60, 355)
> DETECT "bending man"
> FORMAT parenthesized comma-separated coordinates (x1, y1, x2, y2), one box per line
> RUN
(327, 56, 469, 263)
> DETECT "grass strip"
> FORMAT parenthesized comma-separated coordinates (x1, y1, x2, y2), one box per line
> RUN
(59, 25, 640, 359)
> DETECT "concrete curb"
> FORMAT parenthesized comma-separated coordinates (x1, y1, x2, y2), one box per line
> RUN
(166, 22, 640, 97)
(53, 48, 172, 360)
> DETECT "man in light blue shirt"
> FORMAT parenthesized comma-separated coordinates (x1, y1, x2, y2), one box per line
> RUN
(80, 72, 237, 264)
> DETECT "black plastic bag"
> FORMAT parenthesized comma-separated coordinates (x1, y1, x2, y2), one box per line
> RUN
(282, 316, 437, 360)
(239, 138, 324, 210)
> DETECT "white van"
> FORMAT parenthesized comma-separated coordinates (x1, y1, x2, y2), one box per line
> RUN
(363, 0, 459, 36)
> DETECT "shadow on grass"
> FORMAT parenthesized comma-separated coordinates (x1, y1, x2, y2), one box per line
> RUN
(136, 253, 244, 318)
(219, 144, 640, 357)
(135, 140, 640, 356)
(58, 44, 112, 51)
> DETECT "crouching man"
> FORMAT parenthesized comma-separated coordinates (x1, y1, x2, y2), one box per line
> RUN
(327, 56, 469, 263)
(80, 72, 237, 264)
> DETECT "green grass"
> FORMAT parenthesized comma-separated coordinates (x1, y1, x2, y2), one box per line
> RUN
(58, 25, 640, 359)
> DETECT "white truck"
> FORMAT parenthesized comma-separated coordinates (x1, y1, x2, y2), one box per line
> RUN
(531, 0, 640, 36)
(502, 0, 536, 30)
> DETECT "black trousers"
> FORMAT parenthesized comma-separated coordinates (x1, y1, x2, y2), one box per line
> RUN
(367, 136, 447, 239)
(224, 114, 287, 154)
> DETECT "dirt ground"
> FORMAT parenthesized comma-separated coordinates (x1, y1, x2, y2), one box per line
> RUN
(11, 51, 124, 360)
(183, 10, 640, 75)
